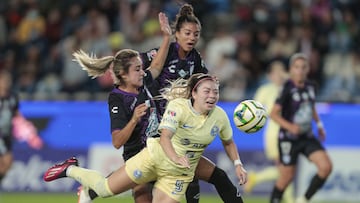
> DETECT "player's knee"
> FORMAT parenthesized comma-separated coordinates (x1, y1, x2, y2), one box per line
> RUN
(188, 178, 200, 189)
(133, 184, 152, 200)
(318, 161, 332, 178)
(208, 167, 228, 185)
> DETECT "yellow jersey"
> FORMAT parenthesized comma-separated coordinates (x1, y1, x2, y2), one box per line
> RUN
(254, 83, 281, 160)
(149, 98, 232, 176)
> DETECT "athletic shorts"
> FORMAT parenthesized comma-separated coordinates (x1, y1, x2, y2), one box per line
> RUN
(0, 136, 12, 155)
(125, 147, 193, 202)
(278, 136, 325, 165)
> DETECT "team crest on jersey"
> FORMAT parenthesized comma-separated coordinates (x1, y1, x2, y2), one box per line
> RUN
(147, 49, 157, 60)
(210, 125, 220, 137)
(133, 169, 142, 179)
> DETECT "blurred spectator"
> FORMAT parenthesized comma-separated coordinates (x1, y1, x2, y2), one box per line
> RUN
(14, 45, 42, 94)
(59, 20, 91, 93)
(61, 3, 86, 38)
(0, 0, 357, 102)
(205, 14, 237, 73)
(44, 8, 63, 46)
(220, 67, 248, 102)
(118, 0, 150, 44)
(15, 1, 45, 45)
(265, 24, 297, 62)
(320, 52, 356, 102)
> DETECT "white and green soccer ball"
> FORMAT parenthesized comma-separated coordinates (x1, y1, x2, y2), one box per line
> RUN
(233, 100, 267, 133)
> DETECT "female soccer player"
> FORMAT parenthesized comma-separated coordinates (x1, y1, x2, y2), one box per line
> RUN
(269, 53, 332, 203)
(73, 12, 171, 203)
(141, 4, 244, 203)
(43, 73, 247, 203)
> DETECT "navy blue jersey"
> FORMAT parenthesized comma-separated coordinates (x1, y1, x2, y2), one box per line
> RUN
(140, 42, 208, 114)
(108, 70, 161, 161)
(0, 93, 18, 138)
(275, 79, 316, 139)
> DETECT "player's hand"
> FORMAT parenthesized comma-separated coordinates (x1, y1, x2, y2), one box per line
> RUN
(131, 103, 149, 123)
(173, 156, 190, 169)
(288, 123, 301, 135)
(158, 12, 172, 36)
(235, 165, 247, 185)
(318, 127, 326, 142)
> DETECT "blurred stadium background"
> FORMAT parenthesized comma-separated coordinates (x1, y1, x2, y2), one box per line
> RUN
(1, 0, 360, 202)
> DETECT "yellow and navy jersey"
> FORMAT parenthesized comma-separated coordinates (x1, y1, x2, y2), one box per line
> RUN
(155, 98, 232, 173)
(254, 83, 281, 159)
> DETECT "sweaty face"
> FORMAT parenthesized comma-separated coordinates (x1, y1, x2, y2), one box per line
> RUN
(192, 80, 219, 114)
(123, 56, 145, 90)
(175, 22, 201, 53)
(290, 58, 309, 84)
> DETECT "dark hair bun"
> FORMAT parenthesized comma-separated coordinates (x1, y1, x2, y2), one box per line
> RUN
(179, 4, 194, 16)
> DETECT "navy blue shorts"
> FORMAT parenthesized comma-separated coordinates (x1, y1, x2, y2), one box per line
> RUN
(278, 136, 325, 165)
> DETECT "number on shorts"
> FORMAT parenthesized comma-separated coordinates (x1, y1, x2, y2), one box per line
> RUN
(174, 180, 184, 192)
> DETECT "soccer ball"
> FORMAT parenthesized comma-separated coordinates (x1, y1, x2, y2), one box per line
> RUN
(233, 100, 267, 133)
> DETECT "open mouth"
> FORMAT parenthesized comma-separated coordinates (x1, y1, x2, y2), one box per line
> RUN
(187, 42, 195, 47)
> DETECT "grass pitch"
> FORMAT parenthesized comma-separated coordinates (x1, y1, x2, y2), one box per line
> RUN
(1, 192, 268, 203)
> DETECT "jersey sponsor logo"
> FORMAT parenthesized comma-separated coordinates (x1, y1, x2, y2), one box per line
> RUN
(191, 143, 207, 148)
(168, 64, 176, 73)
(181, 124, 193, 129)
(180, 138, 190, 145)
(111, 106, 118, 114)
(167, 110, 176, 117)
(162, 117, 177, 125)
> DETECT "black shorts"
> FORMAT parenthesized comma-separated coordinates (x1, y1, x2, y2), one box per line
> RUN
(0, 136, 13, 155)
(278, 136, 325, 166)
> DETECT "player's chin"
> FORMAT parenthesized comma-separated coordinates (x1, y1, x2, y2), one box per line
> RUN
(205, 102, 216, 109)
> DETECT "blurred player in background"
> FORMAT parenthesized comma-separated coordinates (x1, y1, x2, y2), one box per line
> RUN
(269, 53, 332, 203)
(140, 4, 244, 203)
(244, 61, 294, 202)
(0, 70, 43, 187)
(43, 73, 248, 203)
(73, 12, 172, 203)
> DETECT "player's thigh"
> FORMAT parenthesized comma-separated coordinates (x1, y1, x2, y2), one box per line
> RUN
(308, 150, 332, 177)
(152, 186, 179, 203)
(133, 183, 153, 203)
(194, 155, 216, 182)
(107, 165, 138, 194)
(125, 148, 157, 185)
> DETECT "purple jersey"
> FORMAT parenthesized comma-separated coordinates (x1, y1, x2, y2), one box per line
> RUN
(140, 42, 208, 114)
(0, 93, 18, 138)
(275, 79, 317, 139)
(108, 70, 161, 160)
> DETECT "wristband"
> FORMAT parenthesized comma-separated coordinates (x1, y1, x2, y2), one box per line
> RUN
(234, 159, 243, 166)
(317, 121, 324, 129)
